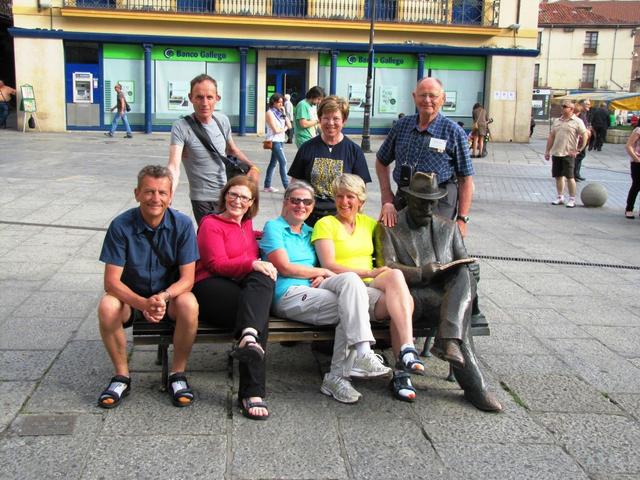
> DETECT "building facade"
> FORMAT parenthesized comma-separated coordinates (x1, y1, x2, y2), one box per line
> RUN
(11, 0, 538, 141)
(537, 1, 639, 92)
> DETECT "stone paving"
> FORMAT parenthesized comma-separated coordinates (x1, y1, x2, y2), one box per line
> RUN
(0, 127, 639, 479)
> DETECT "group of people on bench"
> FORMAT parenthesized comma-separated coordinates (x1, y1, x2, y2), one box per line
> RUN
(96, 164, 502, 421)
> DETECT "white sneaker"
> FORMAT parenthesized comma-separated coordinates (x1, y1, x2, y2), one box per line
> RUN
(350, 351, 393, 379)
(320, 373, 361, 404)
(551, 195, 564, 205)
(263, 187, 279, 193)
(566, 197, 576, 208)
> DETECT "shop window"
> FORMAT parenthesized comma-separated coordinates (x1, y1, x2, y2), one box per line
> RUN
(64, 41, 99, 64)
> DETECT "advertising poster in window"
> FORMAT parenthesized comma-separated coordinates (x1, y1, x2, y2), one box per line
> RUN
(168, 81, 190, 110)
(119, 80, 135, 103)
(378, 86, 398, 114)
(443, 91, 457, 111)
(348, 84, 366, 111)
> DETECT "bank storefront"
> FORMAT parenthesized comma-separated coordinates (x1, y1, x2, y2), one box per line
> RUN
(64, 40, 485, 133)
(319, 52, 486, 133)
(66, 41, 257, 132)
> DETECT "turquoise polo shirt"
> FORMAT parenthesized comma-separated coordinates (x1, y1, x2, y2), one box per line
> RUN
(260, 216, 317, 304)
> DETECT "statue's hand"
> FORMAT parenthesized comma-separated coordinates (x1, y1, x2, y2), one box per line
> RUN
(421, 262, 440, 282)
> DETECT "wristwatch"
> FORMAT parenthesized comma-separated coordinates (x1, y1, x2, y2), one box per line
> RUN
(456, 215, 470, 224)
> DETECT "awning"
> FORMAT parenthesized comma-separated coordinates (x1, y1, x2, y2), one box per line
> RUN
(554, 92, 640, 110)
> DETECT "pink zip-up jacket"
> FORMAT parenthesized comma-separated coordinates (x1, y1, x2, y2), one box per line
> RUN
(195, 214, 260, 284)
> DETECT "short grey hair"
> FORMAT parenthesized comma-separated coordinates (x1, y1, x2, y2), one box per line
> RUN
(284, 180, 315, 199)
(137, 165, 173, 189)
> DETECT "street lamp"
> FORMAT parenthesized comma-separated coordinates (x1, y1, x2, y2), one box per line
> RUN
(361, 0, 376, 153)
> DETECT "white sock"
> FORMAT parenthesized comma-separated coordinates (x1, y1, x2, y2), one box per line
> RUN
(355, 341, 372, 358)
(400, 343, 417, 365)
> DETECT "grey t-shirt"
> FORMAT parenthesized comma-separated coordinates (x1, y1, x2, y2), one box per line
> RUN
(170, 113, 232, 201)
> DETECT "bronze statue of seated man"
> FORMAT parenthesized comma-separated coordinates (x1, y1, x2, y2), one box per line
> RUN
(375, 172, 502, 412)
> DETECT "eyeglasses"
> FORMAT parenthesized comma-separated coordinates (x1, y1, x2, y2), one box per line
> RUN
(288, 197, 314, 206)
(226, 191, 253, 204)
(562, 105, 573, 109)
(415, 93, 441, 101)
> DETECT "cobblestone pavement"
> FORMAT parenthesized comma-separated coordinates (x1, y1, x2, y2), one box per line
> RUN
(0, 128, 639, 479)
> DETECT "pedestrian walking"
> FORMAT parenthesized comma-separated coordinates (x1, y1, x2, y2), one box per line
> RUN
(105, 83, 133, 138)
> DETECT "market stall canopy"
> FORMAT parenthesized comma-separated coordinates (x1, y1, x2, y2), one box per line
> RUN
(554, 92, 640, 111)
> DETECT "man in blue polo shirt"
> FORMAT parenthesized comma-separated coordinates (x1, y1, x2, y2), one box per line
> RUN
(97, 165, 199, 409)
(376, 77, 474, 237)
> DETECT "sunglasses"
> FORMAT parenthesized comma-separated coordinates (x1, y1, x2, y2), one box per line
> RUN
(226, 191, 253, 204)
(562, 105, 573, 109)
(288, 197, 314, 206)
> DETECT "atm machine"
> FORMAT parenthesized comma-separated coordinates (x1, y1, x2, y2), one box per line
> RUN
(67, 70, 100, 126)
(72, 72, 93, 103)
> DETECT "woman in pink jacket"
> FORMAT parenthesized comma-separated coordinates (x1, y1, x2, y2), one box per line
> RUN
(193, 176, 277, 420)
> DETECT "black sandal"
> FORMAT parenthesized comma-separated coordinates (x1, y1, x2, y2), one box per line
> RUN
(389, 371, 416, 403)
(231, 331, 265, 364)
(167, 372, 194, 407)
(238, 398, 269, 421)
(398, 346, 425, 376)
(98, 375, 131, 409)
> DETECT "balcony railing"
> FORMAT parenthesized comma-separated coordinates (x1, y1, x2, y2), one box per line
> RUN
(63, 0, 500, 27)
(583, 45, 598, 55)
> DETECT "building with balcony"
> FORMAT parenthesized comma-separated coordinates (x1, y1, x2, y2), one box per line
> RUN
(537, 1, 639, 93)
(10, 0, 538, 140)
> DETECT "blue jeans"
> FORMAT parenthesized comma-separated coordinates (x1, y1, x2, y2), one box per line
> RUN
(109, 112, 132, 135)
(264, 141, 288, 189)
(0, 103, 8, 127)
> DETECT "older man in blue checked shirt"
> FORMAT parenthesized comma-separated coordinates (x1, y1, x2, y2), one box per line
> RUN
(376, 77, 474, 237)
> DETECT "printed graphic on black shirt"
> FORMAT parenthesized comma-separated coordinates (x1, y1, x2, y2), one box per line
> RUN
(310, 157, 344, 199)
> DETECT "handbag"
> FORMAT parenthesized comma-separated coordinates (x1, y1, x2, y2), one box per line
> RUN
(28, 115, 35, 129)
(262, 140, 273, 150)
(125, 102, 131, 112)
(183, 114, 250, 179)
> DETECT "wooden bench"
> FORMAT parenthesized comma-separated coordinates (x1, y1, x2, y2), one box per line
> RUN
(133, 316, 490, 389)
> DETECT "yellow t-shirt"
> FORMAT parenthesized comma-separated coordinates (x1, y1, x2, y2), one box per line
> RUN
(311, 213, 377, 274)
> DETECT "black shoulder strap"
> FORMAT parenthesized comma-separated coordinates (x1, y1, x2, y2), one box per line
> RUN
(142, 230, 175, 268)
(210, 114, 229, 144)
(183, 114, 233, 169)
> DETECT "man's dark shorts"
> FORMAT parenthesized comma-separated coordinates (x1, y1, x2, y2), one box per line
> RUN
(551, 155, 575, 179)
(123, 308, 173, 328)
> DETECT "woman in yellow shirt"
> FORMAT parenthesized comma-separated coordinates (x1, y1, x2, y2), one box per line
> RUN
(312, 174, 423, 402)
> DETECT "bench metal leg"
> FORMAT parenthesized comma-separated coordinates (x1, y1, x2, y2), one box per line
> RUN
(421, 335, 434, 357)
(155, 345, 162, 366)
(160, 344, 169, 392)
(446, 364, 456, 382)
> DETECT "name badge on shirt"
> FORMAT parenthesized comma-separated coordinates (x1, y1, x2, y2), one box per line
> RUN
(429, 137, 447, 153)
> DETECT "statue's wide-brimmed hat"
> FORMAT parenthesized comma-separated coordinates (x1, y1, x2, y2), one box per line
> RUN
(401, 172, 447, 200)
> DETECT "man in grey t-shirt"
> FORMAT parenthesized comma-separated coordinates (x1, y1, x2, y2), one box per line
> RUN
(168, 74, 259, 224)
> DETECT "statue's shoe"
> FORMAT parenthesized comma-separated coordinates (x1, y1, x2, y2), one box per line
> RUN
(430, 339, 465, 369)
(464, 389, 503, 412)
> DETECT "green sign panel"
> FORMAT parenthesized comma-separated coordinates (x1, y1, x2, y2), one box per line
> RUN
(104, 44, 144, 60)
(338, 52, 417, 69)
(103, 44, 256, 63)
(152, 46, 256, 63)
(427, 55, 485, 71)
